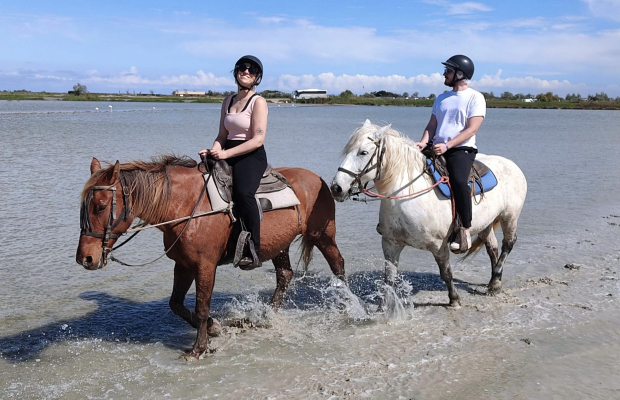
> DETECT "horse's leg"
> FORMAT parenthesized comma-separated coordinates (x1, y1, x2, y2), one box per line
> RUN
(170, 263, 221, 336)
(433, 247, 461, 307)
(314, 232, 345, 280)
(170, 263, 197, 327)
(382, 238, 404, 286)
(271, 248, 294, 311)
(477, 223, 500, 292)
(489, 217, 518, 293)
(184, 264, 217, 358)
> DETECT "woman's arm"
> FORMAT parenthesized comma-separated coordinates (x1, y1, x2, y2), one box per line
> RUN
(199, 96, 230, 155)
(215, 96, 268, 159)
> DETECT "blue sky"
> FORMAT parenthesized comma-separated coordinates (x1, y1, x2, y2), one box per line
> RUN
(1, 0, 620, 96)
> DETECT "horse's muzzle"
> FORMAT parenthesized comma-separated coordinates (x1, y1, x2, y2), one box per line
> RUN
(330, 183, 347, 202)
(77, 253, 106, 270)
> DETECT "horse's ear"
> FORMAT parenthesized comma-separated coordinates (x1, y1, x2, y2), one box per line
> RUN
(107, 161, 120, 183)
(374, 123, 392, 139)
(362, 119, 372, 128)
(90, 158, 101, 175)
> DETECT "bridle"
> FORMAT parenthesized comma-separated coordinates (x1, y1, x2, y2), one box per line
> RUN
(80, 176, 131, 265)
(337, 137, 385, 196)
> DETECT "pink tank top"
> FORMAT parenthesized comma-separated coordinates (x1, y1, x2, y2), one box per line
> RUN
(224, 94, 260, 141)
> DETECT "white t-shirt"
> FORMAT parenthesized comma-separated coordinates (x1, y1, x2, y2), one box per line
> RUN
(431, 88, 486, 149)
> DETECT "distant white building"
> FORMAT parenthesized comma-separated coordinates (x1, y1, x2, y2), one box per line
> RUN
(173, 91, 206, 97)
(523, 98, 537, 103)
(292, 89, 328, 99)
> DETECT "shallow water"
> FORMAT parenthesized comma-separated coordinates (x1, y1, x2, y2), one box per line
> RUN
(1, 100, 619, 399)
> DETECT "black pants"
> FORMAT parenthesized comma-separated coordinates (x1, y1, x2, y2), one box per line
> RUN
(224, 140, 268, 251)
(444, 147, 477, 229)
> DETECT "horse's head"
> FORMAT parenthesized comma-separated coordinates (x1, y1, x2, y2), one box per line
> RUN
(331, 120, 391, 201)
(76, 158, 134, 270)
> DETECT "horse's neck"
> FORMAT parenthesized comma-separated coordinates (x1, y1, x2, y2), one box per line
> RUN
(375, 145, 429, 196)
(128, 168, 202, 226)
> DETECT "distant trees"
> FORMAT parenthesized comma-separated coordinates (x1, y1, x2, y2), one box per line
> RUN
(587, 92, 609, 101)
(565, 93, 582, 101)
(428, 93, 436, 100)
(536, 92, 561, 102)
(72, 83, 88, 96)
(372, 90, 400, 98)
(339, 90, 354, 98)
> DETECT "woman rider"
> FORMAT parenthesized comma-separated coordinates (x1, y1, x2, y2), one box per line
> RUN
(199, 55, 268, 269)
(415, 55, 486, 253)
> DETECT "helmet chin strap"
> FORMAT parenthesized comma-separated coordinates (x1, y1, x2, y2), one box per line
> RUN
(445, 72, 464, 88)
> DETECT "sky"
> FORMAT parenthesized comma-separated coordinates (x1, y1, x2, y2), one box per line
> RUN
(1, 0, 620, 97)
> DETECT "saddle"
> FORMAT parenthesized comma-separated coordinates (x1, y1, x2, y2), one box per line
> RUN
(203, 157, 300, 218)
(201, 156, 301, 268)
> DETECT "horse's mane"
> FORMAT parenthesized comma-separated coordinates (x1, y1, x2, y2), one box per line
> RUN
(81, 155, 198, 224)
(344, 122, 426, 193)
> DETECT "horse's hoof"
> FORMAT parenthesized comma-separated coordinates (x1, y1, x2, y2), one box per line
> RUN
(488, 281, 503, 294)
(180, 347, 215, 361)
(208, 318, 222, 337)
(449, 299, 461, 309)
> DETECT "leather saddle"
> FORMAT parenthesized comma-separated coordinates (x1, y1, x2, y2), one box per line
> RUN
(206, 157, 292, 202)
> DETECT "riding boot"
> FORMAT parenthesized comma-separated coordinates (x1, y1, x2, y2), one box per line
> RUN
(238, 239, 261, 270)
(449, 227, 471, 254)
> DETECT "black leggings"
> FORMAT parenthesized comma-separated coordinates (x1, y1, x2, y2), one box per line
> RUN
(224, 140, 268, 251)
(444, 147, 477, 229)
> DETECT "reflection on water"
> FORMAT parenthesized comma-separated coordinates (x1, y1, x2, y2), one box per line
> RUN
(1, 100, 620, 399)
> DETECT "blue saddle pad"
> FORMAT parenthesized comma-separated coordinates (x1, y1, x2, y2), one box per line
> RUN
(426, 159, 498, 199)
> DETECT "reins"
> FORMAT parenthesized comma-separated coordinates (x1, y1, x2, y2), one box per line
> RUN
(348, 138, 457, 220)
(82, 161, 233, 267)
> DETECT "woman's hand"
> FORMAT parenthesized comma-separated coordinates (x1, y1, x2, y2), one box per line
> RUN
(198, 149, 209, 156)
(210, 148, 228, 160)
(415, 142, 425, 150)
(432, 143, 449, 155)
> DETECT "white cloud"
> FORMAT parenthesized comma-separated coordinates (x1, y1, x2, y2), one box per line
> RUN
(582, 0, 620, 21)
(174, 16, 620, 78)
(473, 69, 587, 93)
(84, 68, 235, 88)
(276, 70, 587, 96)
(447, 2, 494, 15)
(422, 0, 493, 15)
(0, 12, 83, 41)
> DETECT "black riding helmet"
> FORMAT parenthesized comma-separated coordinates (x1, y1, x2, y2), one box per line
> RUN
(442, 55, 474, 80)
(234, 55, 263, 89)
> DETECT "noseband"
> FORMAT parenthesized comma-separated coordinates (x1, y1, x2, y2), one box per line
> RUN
(80, 176, 131, 263)
(337, 137, 385, 195)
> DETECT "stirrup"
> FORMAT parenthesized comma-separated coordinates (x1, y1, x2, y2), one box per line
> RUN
(449, 228, 471, 254)
(234, 231, 261, 270)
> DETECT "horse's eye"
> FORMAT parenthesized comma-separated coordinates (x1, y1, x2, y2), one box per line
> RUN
(359, 150, 369, 156)
(94, 204, 107, 214)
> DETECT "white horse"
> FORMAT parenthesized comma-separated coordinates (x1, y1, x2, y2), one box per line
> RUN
(331, 120, 527, 306)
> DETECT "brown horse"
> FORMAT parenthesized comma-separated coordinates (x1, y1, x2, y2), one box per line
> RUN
(76, 155, 345, 358)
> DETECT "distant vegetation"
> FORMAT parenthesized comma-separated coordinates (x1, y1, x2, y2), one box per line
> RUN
(1, 87, 619, 109)
(293, 89, 620, 109)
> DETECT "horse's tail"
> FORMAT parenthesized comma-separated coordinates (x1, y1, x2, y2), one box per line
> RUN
(298, 235, 314, 273)
(462, 218, 501, 260)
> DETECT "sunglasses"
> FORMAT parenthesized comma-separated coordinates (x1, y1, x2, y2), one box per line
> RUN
(236, 63, 260, 75)
(443, 66, 455, 74)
